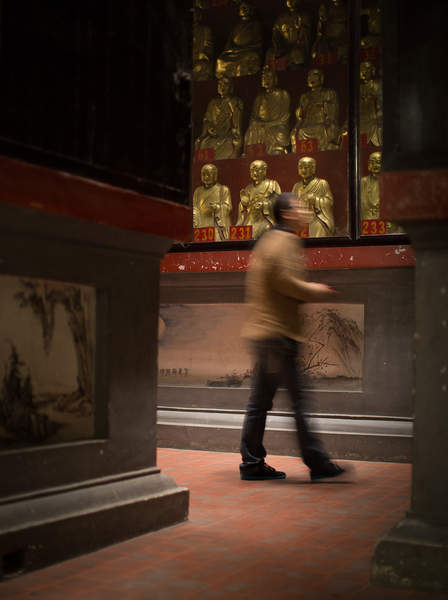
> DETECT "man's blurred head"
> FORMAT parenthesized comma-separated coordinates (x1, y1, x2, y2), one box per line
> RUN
(273, 192, 312, 232)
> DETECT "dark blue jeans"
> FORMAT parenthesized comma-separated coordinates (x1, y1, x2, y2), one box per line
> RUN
(240, 337, 329, 470)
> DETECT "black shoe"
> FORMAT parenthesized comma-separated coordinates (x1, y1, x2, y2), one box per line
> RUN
(310, 462, 348, 482)
(240, 462, 286, 480)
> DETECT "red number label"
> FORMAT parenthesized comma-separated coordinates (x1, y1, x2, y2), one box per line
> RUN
(313, 50, 338, 66)
(267, 57, 286, 71)
(229, 225, 253, 241)
(245, 144, 266, 158)
(342, 134, 367, 149)
(299, 225, 309, 238)
(194, 148, 215, 163)
(360, 47, 379, 62)
(296, 138, 318, 153)
(361, 219, 387, 235)
(193, 227, 215, 242)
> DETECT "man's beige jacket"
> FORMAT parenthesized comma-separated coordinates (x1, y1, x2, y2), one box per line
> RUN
(242, 228, 322, 342)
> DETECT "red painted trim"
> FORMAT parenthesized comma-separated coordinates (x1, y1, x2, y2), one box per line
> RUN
(380, 169, 448, 221)
(161, 250, 252, 272)
(161, 245, 415, 273)
(0, 156, 192, 240)
(307, 245, 415, 269)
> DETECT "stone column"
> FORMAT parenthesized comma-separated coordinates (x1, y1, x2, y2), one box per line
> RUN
(371, 1, 448, 591)
(0, 159, 191, 577)
(371, 176, 448, 591)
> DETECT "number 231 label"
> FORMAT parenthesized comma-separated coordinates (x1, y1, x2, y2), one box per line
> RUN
(229, 226, 253, 240)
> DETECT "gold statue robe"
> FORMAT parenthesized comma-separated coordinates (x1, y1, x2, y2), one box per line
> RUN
(291, 87, 339, 151)
(193, 183, 232, 241)
(237, 178, 281, 239)
(313, 1, 348, 62)
(361, 7, 381, 50)
(216, 20, 262, 78)
(360, 174, 379, 220)
(360, 78, 382, 147)
(265, 8, 312, 68)
(361, 174, 403, 233)
(193, 22, 214, 81)
(244, 88, 290, 155)
(197, 95, 243, 159)
(292, 177, 334, 237)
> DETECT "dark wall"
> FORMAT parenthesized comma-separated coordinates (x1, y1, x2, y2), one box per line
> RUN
(157, 266, 415, 462)
(159, 267, 415, 418)
(0, 0, 192, 203)
(381, 0, 448, 171)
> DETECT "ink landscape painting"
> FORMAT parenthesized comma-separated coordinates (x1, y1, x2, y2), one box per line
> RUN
(158, 302, 364, 390)
(0, 275, 96, 448)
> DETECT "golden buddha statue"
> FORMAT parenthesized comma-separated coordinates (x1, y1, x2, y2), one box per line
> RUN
(193, 164, 232, 241)
(265, 0, 312, 69)
(193, 2, 214, 82)
(290, 68, 340, 151)
(361, 5, 381, 50)
(361, 152, 403, 233)
(237, 160, 281, 239)
(292, 156, 335, 237)
(215, 1, 262, 78)
(360, 151, 381, 220)
(195, 76, 243, 159)
(243, 66, 291, 155)
(360, 60, 382, 147)
(312, 0, 348, 63)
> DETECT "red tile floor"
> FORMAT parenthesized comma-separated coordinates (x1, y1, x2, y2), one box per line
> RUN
(2, 448, 448, 600)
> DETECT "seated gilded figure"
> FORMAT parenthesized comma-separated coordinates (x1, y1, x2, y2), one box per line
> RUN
(215, 1, 262, 78)
(312, 0, 348, 63)
(361, 152, 403, 234)
(195, 76, 243, 159)
(244, 66, 291, 155)
(193, 1, 214, 82)
(290, 68, 340, 151)
(361, 5, 381, 50)
(360, 61, 382, 147)
(292, 156, 335, 237)
(193, 163, 232, 241)
(265, 0, 312, 69)
(237, 160, 281, 239)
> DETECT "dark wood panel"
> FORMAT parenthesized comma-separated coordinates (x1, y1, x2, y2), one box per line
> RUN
(0, 0, 192, 203)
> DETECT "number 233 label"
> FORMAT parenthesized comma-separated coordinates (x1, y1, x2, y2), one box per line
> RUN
(361, 219, 387, 235)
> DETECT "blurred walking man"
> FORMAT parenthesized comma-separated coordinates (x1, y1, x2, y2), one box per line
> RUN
(239, 193, 347, 481)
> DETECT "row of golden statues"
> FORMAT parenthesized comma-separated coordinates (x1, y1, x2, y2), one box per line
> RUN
(194, 0, 381, 80)
(194, 61, 382, 158)
(193, 152, 399, 241)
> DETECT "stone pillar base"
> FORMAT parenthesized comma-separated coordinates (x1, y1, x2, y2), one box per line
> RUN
(371, 517, 448, 592)
(0, 469, 189, 578)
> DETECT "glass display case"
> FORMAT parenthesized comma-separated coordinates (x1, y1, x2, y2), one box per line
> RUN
(190, 0, 405, 245)
(359, 0, 404, 237)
